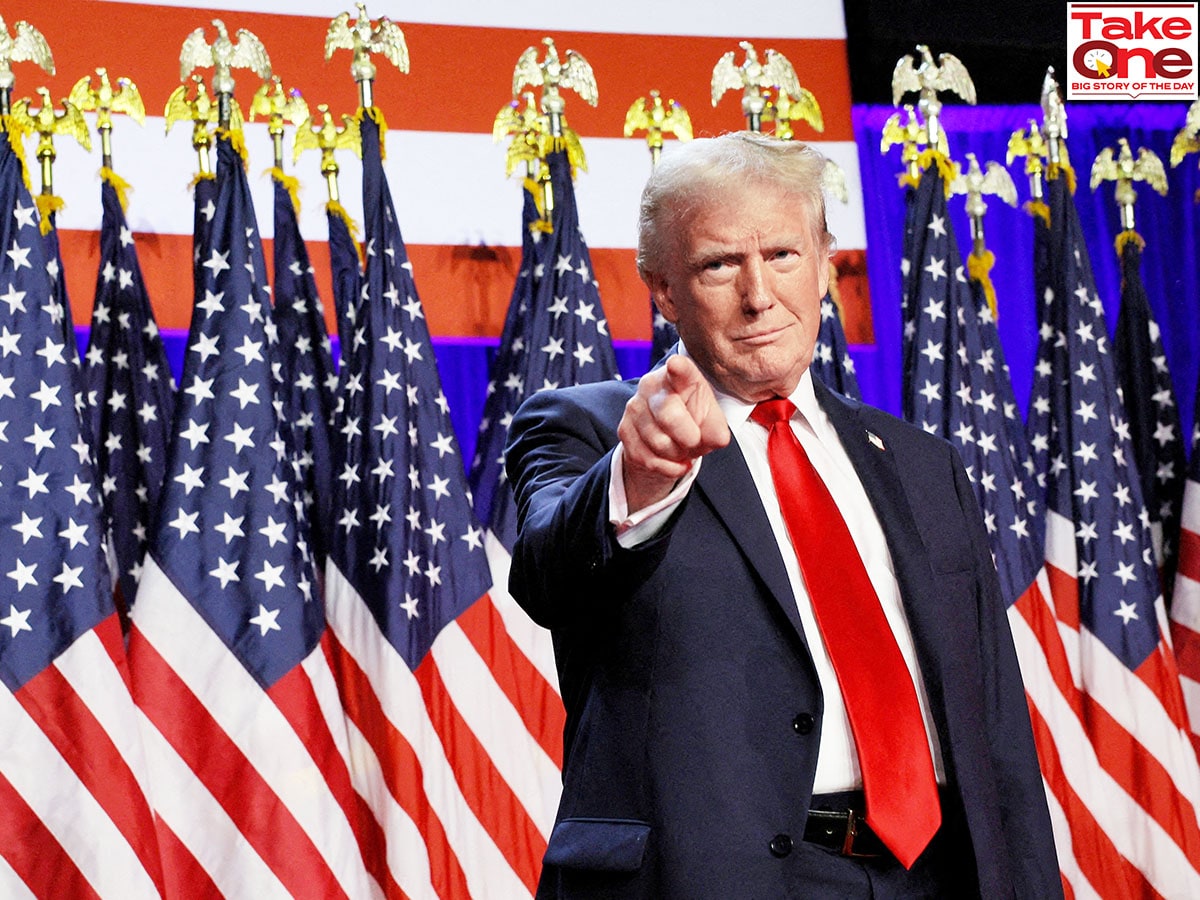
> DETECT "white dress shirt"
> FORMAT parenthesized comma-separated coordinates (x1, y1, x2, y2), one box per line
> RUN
(609, 364, 945, 793)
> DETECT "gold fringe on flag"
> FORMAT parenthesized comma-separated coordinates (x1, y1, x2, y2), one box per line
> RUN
(326, 200, 365, 266)
(897, 172, 920, 191)
(524, 176, 553, 234)
(1114, 228, 1145, 255)
(189, 171, 217, 190)
(1047, 159, 1077, 194)
(967, 249, 999, 322)
(269, 167, 301, 215)
(100, 167, 132, 213)
(3, 120, 33, 194)
(915, 148, 959, 194)
(358, 106, 389, 160)
(35, 193, 64, 235)
(215, 127, 249, 168)
(1023, 199, 1050, 227)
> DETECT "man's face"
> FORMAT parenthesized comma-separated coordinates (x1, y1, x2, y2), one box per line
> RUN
(647, 184, 830, 404)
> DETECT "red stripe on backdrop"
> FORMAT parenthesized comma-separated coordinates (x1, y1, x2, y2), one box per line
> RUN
(325, 633, 471, 900)
(415, 653, 545, 895)
(128, 626, 351, 900)
(4, 2, 852, 142)
(154, 818, 224, 900)
(455, 596, 564, 767)
(1025, 700, 1157, 899)
(58, 227, 872, 344)
(0, 769, 101, 900)
(267, 648, 405, 900)
(15, 662, 164, 894)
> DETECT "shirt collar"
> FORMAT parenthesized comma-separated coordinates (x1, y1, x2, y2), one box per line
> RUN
(676, 340, 821, 434)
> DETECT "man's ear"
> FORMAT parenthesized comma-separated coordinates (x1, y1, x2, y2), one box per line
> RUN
(818, 259, 832, 299)
(644, 271, 677, 324)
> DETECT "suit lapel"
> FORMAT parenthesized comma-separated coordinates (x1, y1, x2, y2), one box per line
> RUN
(693, 439, 812, 649)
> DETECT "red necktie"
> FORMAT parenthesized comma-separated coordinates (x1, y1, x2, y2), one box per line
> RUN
(751, 398, 941, 868)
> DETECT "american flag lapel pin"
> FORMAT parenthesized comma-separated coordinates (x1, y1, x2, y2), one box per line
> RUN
(866, 430, 885, 451)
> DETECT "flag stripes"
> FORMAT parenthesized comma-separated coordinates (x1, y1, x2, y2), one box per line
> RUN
(324, 566, 539, 900)
(130, 565, 366, 899)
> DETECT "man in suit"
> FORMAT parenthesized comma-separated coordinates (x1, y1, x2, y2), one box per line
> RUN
(506, 131, 1061, 898)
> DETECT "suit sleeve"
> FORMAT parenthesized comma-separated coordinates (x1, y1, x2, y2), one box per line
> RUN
(505, 384, 678, 630)
(950, 452, 1064, 898)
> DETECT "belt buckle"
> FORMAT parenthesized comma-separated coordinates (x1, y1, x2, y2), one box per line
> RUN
(840, 809, 879, 858)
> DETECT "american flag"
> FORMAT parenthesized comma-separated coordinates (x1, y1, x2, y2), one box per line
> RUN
(127, 136, 378, 898)
(469, 149, 619, 549)
(1025, 171, 1200, 897)
(1112, 237, 1186, 599)
(903, 165, 1041, 600)
(41, 216, 87, 428)
(1171, 374, 1200, 757)
(0, 122, 163, 898)
(810, 287, 860, 399)
(903, 162, 1118, 893)
(469, 184, 542, 549)
(270, 172, 338, 566)
(322, 110, 562, 898)
(325, 202, 362, 375)
(82, 173, 175, 622)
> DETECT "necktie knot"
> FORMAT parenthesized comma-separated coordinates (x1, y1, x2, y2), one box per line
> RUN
(750, 398, 797, 429)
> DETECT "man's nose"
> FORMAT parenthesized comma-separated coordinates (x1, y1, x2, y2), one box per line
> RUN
(739, 258, 773, 313)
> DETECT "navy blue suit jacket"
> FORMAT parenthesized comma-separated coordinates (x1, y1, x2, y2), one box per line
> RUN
(506, 375, 1061, 899)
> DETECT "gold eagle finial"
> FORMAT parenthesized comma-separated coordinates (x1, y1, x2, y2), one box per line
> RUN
(1091, 137, 1168, 235)
(250, 76, 310, 169)
(68, 68, 144, 169)
(179, 20, 271, 129)
(624, 90, 692, 167)
(711, 40, 801, 132)
(325, 3, 409, 109)
(891, 45, 976, 156)
(512, 37, 598, 139)
(293, 104, 361, 203)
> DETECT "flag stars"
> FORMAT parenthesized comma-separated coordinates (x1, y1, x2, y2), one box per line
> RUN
(234, 335, 264, 365)
(12, 512, 42, 544)
(168, 509, 200, 538)
(258, 516, 288, 547)
(6, 240, 31, 270)
(249, 603, 282, 633)
(203, 248, 231, 275)
(369, 547, 389, 572)
(1075, 401, 1098, 425)
(35, 337, 66, 368)
(1074, 480, 1099, 503)
(923, 255, 947, 282)
(1112, 521, 1135, 545)
(174, 463, 206, 494)
(1113, 599, 1138, 624)
(0, 604, 31, 636)
(52, 563, 84, 594)
(214, 513, 245, 544)
(429, 432, 455, 458)
(210, 558, 239, 588)
(7, 559, 37, 591)
(427, 474, 451, 500)
(1113, 561, 1138, 586)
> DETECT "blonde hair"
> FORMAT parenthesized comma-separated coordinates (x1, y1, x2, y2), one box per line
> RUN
(636, 131, 834, 279)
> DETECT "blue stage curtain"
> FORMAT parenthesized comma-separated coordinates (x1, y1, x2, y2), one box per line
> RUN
(853, 102, 1200, 445)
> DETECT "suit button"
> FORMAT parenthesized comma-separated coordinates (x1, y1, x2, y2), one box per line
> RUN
(769, 834, 793, 857)
(792, 713, 814, 735)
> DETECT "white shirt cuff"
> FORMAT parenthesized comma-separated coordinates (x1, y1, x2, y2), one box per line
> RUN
(608, 444, 701, 548)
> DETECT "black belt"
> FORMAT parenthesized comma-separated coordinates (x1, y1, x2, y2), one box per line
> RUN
(802, 792, 889, 858)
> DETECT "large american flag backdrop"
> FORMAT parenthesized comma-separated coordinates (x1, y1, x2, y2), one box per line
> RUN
(3, 0, 867, 352)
